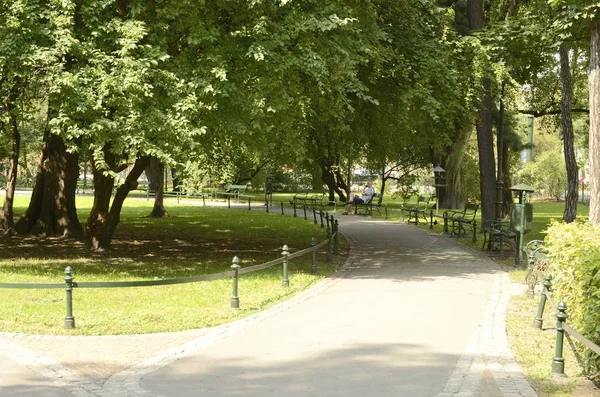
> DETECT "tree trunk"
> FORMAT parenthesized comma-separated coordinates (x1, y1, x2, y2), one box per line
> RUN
(13, 122, 83, 237)
(321, 161, 347, 203)
(109, 157, 150, 237)
(86, 154, 150, 250)
(148, 157, 169, 218)
(476, 78, 497, 223)
(171, 168, 181, 192)
(442, 123, 472, 209)
(467, 0, 496, 223)
(1, 94, 21, 230)
(502, 143, 512, 216)
(589, 21, 600, 225)
(560, 42, 578, 222)
(85, 157, 115, 251)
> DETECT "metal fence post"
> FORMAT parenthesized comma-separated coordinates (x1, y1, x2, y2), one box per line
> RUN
(333, 219, 339, 254)
(313, 209, 317, 225)
(552, 301, 568, 377)
(282, 245, 289, 287)
(319, 210, 324, 228)
(281, 201, 284, 215)
(430, 210, 433, 229)
(326, 212, 331, 235)
(248, 198, 251, 211)
(311, 237, 317, 275)
(472, 221, 477, 243)
(231, 256, 240, 309)
(533, 274, 552, 329)
(64, 266, 75, 329)
(326, 230, 332, 263)
(293, 203, 297, 217)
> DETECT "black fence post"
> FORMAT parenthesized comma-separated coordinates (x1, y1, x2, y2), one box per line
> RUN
(293, 203, 297, 217)
(333, 219, 339, 254)
(231, 256, 240, 309)
(281, 201, 284, 215)
(248, 198, 251, 211)
(326, 230, 332, 263)
(64, 266, 75, 329)
(430, 210, 434, 229)
(319, 210, 324, 228)
(472, 221, 477, 243)
(313, 209, 317, 225)
(533, 274, 552, 329)
(326, 212, 331, 235)
(551, 301, 568, 377)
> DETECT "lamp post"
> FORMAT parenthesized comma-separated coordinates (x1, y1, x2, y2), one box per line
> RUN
(433, 165, 445, 216)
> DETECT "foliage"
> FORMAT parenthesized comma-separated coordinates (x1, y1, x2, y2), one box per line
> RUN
(519, 151, 567, 200)
(545, 221, 600, 379)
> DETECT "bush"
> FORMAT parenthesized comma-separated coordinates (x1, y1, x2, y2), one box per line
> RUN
(545, 221, 600, 379)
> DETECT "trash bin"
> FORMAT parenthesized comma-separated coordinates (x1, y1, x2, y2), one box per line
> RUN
(510, 203, 533, 234)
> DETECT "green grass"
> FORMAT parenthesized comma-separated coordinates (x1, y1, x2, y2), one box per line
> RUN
(0, 196, 345, 335)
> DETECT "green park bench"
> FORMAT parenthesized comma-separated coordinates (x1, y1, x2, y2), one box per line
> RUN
(354, 193, 383, 216)
(291, 191, 327, 210)
(213, 184, 250, 201)
(402, 195, 431, 224)
(444, 203, 479, 237)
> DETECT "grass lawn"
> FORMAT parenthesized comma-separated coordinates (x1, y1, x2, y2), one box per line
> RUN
(0, 195, 345, 335)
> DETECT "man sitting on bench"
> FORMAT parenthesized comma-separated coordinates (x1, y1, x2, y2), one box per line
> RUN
(342, 182, 375, 215)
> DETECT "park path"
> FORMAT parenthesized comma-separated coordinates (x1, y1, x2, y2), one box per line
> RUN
(0, 202, 537, 396)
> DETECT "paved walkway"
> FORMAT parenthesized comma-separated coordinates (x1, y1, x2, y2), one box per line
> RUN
(0, 204, 537, 396)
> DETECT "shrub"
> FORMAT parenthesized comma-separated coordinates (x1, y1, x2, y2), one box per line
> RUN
(545, 221, 600, 379)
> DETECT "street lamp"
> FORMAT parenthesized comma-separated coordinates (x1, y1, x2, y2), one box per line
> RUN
(433, 165, 446, 216)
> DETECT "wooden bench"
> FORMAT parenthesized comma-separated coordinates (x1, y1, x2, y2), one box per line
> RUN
(402, 195, 431, 224)
(445, 203, 479, 238)
(354, 193, 383, 216)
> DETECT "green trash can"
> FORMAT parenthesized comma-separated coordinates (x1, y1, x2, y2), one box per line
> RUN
(510, 203, 533, 234)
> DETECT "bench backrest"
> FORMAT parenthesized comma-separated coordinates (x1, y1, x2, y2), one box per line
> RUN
(416, 195, 430, 210)
(463, 203, 479, 220)
(371, 193, 383, 205)
(225, 184, 248, 192)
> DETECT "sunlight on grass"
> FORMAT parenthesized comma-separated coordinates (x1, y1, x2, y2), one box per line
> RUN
(0, 195, 345, 335)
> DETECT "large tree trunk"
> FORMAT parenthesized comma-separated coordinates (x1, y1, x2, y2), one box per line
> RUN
(476, 78, 497, 223)
(85, 155, 115, 251)
(108, 157, 150, 237)
(560, 42, 578, 222)
(13, 122, 83, 237)
(320, 160, 347, 203)
(147, 157, 169, 218)
(442, 123, 472, 209)
(468, 0, 496, 223)
(501, 142, 512, 216)
(589, 21, 600, 225)
(1, 92, 21, 230)
(86, 154, 150, 250)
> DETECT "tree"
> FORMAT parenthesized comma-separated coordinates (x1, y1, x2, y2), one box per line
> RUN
(546, 2, 600, 223)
